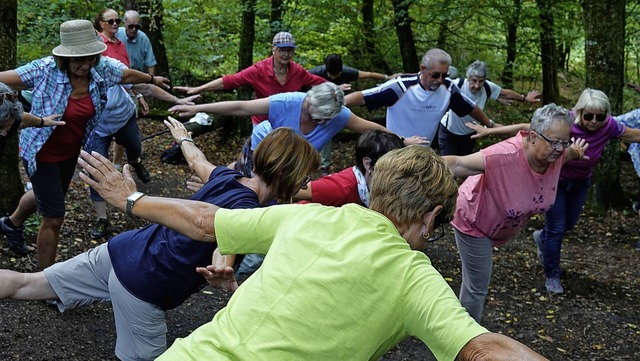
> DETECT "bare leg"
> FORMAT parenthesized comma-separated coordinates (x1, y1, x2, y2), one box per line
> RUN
(37, 216, 64, 269)
(0, 270, 57, 300)
(9, 190, 37, 227)
(112, 143, 125, 167)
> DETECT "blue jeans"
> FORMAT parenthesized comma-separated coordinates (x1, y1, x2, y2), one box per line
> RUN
(541, 178, 591, 279)
(89, 112, 142, 201)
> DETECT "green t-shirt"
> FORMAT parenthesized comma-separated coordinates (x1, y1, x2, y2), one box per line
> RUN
(159, 204, 487, 360)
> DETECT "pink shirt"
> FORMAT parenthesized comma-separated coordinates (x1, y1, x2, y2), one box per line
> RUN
(451, 132, 566, 246)
(222, 56, 326, 124)
(99, 33, 130, 67)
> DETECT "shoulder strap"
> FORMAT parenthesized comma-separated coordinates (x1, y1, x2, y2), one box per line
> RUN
(457, 78, 464, 89)
(483, 81, 491, 98)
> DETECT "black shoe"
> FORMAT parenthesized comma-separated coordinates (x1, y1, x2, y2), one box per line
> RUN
(130, 160, 151, 183)
(0, 216, 29, 256)
(91, 218, 109, 239)
(160, 144, 186, 165)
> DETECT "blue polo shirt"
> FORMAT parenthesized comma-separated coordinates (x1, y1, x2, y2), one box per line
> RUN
(115, 28, 157, 72)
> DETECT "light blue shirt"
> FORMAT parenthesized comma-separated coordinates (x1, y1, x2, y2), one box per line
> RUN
(94, 58, 136, 137)
(116, 28, 156, 72)
(251, 92, 351, 150)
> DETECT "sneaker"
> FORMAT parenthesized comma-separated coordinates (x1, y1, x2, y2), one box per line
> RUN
(532, 229, 544, 263)
(0, 216, 29, 256)
(130, 159, 151, 183)
(91, 218, 109, 239)
(160, 144, 186, 165)
(545, 277, 564, 294)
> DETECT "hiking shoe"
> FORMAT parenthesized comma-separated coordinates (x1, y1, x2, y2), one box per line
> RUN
(532, 229, 544, 263)
(0, 216, 29, 256)
(545, 277, 564, 294)
(91, 218, 109, 239)
(160, 144, 186, 165)
(130, 159, 151, 183)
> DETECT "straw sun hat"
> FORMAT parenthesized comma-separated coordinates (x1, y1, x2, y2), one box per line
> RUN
(52, 19, 107, 57)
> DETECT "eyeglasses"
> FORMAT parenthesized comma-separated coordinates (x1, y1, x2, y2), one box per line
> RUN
(103, 18, 122, 25)
(537, 132, 572, 150)
(427, 71, 449, 80)
(426, 210, 452, 243)
(583, 113, 607, 122)
(277, 48, 295, 56)
(127, 24, 142, 30)
(0, 92, 18, 104)
(301, 175, 312, 188)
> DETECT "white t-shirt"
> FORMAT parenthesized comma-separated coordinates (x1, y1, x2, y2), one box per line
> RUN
(441, 78, 501, 135)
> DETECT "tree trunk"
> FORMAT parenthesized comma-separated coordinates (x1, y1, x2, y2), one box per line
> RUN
(0, 0, 23, 215)
(390, 0, 419, 72)
(125, 0, 169, 76)
(537, 0, 559, 104)
(502, 0, 522, 89)
(234, 0, 257, 135)
(360, 0, 392, 73)
(270, 0, 284, 34)
(583, 0, 626, 210)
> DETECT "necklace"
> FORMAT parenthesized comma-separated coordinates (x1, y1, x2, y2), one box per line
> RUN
(274, 65, 288, 75)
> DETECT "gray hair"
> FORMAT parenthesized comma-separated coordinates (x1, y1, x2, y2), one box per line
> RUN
(123, 10, 141, 22)
(306, 82, 344, 121)
(0, 82, 24, 128)
(529, 103, 571, 134)
(421, 48, 451, 70)
(573, 88, 611, 123)
(466, 60, 488, 79)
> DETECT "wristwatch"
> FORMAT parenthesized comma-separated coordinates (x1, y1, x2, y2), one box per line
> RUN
(126, 191, 145, 216)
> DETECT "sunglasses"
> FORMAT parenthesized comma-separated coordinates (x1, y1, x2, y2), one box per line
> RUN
(103, 18, 122, 25)
(127, 24, 142, 30)
(427, 71, 449, 80)
(301, 175, 312, 188)
(537, 132, 572, 150)
(426, 209, 453, 243)
(583, 113, 607, 122)
(0, 92, 18, 104)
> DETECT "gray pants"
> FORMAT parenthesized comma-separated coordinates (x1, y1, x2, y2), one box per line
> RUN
(454, 228, 493, 323)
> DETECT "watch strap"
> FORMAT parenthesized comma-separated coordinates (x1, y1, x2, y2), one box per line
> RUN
(126, 191, 145, 216)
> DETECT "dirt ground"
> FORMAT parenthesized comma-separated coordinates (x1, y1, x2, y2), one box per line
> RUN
(1, 118, 639, 360)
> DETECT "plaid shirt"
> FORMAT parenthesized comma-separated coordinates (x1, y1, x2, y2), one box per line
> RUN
(16, 56, 123, 176)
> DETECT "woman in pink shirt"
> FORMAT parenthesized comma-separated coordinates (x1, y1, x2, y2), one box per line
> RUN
(443, 103, 588, 322)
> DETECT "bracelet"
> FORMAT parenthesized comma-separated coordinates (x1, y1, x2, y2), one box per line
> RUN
(178, 137, 194, 146)
(487, 119, 495, 128)
(147, 73, 154, 84)
(384, 74, 389, 80)
(39, 117, 44, 127)
(136, 94, 144, 99)
(521, 94, 526, 102)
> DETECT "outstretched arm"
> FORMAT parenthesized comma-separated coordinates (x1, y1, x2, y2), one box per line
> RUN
(165, 116, 216, 181)
(498, 89, 541, 104)
(456, 332, 547, 361)
(0, 70, 26, 90)
(443, 152, 485, 178)
(465, 122, 528, 139)
(19, 113, 64, 129)
(174, 77, 225, 95)
(132, 84, 200, 105)
(565, 137, 590, 163)
(121, 69, 170, 89)
(77, 150, 219, 242)
(169, 97, 270, 118)
(345, 91, 365, 107)
(344, 113, 429, 146)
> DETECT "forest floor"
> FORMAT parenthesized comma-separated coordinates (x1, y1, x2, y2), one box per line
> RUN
(1, 117, 639, 360)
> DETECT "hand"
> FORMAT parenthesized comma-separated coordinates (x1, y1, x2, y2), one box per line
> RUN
(173, 86, 201, 95)
(77, 150, 138, 211)
(186, 174, 205, 193)
(41, 114, 64, 127)
(466, 122, 492, 139)
(339, 83, 351, 92)
(152, 76, 171, 90)
(403, 135, 429, 146)
(139, 97, 150, 116)
(569, 137, 590, 160)
(525, 90, 541, 103)
(175, 94, 201, 105)
(164, 116, 192, 143)
(196, 265, 238, 292)
(169, 104, 198, 118)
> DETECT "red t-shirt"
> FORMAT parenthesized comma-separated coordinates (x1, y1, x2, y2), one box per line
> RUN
(37, 94, 95, 162)
(310, 167, 362, 206)
(222, 56, 326, 124)
(100, 33, 130, 66)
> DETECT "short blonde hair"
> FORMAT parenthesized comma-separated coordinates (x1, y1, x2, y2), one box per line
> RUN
(253, 127, 321, 203)
(573, 88, 611, 124)
(370, 145, 458, 227)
